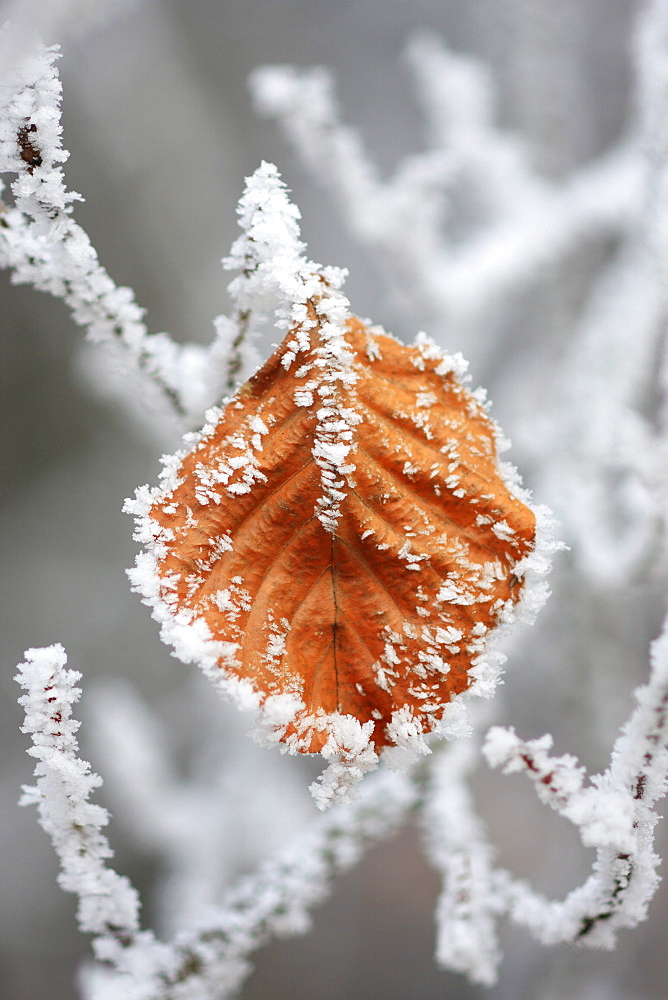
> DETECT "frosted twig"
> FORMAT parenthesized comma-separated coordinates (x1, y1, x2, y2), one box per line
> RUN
(15, 645, 166, 976)
(211, 157, 314, 393)
(250, 61, 459, 301)
(421, 724, 503, 986)
(419, 614, 668, 983)
(0, 41, 210, 430)
(530, 0, 668, 582)
(484, 613, 668, 948)
(251, 43, 642, 335)
(17, 644, 418, 1000)
(403, 32, 642, 323)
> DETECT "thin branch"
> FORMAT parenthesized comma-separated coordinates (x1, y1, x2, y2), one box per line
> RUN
(15, 645, 161, 966)
(421, 722, 504, 987)
(250, 54, 643, 332)
(17, 643, 419, 1000)
(483, 611, 668, 948)
(0, 40, 211, 430)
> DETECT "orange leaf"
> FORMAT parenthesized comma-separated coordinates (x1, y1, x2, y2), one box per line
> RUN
(130, 284, 537, 790)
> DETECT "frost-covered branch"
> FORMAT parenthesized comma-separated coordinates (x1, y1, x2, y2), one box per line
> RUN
(17, 645, 419, 1000)
(529, 0, 668, 582)
(15, 645, 163, 973)
(251, 39, 642, 335)
(212, 157, 332, 393)
(0, 41, 218, 434)
(483, 614, 668, 949)
(421, 719, 502, 987)
(418, 616, 668, 987)
(0, 43, 357, 440)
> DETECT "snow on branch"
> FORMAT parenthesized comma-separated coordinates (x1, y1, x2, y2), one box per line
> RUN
(251, 37, 642, 334)
(212, 159, 347, 393)
(16, 645, 419, 1000)
(250, 62, 454, 285)
(526, 0, 668, 583)
(0, 47, 353, 434)
(417, 617, 668, 987)
(483, 613, 668, 949)
(421, 720, 503, 987)
(15, 645, 151, 956)
(0, 40, 212, 432)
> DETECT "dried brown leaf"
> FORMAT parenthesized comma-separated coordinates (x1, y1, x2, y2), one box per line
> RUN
(134, 294, 536, 763)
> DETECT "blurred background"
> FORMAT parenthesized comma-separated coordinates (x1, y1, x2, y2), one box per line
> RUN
(2, 1, 668, 998)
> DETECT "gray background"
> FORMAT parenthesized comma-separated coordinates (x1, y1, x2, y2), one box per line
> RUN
(3, 2, 666, 999)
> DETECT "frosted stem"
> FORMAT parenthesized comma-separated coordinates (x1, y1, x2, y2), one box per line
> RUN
(251, 59, 642, 330)
(17, 646, 418, 999)
(0, 40, 208, 428)
(15, 646, 155, 958)
(484, 613, 668, 947)
(421, 730, 503, 986)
